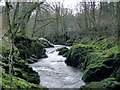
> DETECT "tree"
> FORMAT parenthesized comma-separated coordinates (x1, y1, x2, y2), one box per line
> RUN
(117, 2, 120, 49)
(4, 1, 44, 88)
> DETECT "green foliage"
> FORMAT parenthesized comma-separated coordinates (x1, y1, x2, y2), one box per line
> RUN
(65, 44, 94, 67)
(1, 68, 46, 89)
(1, 37, 47, 89)
(80, 78, 120, 90)
(14, 36, 47, 59)
(65, 37, 120, 86)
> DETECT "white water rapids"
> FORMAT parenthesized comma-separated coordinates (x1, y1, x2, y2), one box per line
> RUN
(30, 45, 85, 88)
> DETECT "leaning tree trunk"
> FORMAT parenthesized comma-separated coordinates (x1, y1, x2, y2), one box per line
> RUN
(117, 2, 120, 51)
(5, 2, 14, 89)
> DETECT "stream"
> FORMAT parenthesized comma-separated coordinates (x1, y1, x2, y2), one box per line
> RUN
(30, 45, 85, 88)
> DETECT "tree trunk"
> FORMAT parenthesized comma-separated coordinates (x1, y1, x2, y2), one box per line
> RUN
(117, 2, 120, 51)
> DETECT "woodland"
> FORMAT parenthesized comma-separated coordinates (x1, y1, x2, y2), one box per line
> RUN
(0, 0, 120, 89)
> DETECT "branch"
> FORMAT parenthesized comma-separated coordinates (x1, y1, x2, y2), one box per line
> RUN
(34, 14, 66, 34)
(36, 17, 59, 22)
(19, 2, 44, 19)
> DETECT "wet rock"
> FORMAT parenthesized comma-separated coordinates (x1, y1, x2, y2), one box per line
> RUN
(36, 38, 54, 48)
(82, 65, 112, 83)
(115, 68, 120, 81)
(57, 47, 69, 57)
(14, 36, 47, 60)
(65, 44, 93, 68)
(80, 78, 120, 90)
(1, 37, 47, 88)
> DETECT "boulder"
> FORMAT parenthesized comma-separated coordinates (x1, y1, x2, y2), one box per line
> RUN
(36, 38, 54, 48)
(13, 58, 40, 84)
(57, 47, 69, 57)
(1, 45, 40, 85)
(82, 65, 112, 83)
(80, 78, 120, 90)
(14, 36, 47, 60)
(115, 68, 120, 81)
(65, 44, 93, 68)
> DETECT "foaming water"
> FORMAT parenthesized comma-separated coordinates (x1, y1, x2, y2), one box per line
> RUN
(30, 45, 85, 88)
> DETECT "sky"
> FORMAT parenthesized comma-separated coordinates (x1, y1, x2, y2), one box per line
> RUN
(46, 0, 81, 9)
(0, 0, 5, 5)
(0, 0, 81, 8)
(0, 0, 81, 14)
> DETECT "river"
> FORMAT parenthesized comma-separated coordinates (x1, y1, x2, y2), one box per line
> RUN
(30, 45, 85, 88)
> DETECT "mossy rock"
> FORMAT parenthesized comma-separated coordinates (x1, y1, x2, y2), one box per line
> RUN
(57, 47, 69, 57)
(115, 68, 120, 81)
(82, 52, 120, 83)
(66, 39, 75, 46)
(1, 37, 47, 89)
(1, 56, 40, 84)
(82, 64, 112, 83)
(80, 78, 120, 90)
(36, 38, 54, 48)
(1, 68, 47, 89)
(13, 58, 40, 84)
(14, 36, 47, 60)
(65, 44, 94, 68)
(1, 43, 40, 85)
(92, 38, 114, 51)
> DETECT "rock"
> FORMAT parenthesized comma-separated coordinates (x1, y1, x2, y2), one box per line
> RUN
(66, 39, 74, 46)
(115, 68, 120, 81)
(104, 53, 120, 82)
(57, 47, 69, 57)
(14, 36, 47, 60)
(2, 48, 40, 85)
(13, 58, 40, 84)
(36, 38, 54, 48)
(82, 65, 112, 83)
(80, 78, 120, 90)
(1, 36, 47, 89)
(65, 44, 93, 68)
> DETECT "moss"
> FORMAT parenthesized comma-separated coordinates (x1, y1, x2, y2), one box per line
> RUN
(57, 47, 69, 57)
(1, 70, 47, 89)
(91, 38, 115, 51)
(35, 38, 54, 48)
(80, 78, 120, 90)
(1, 38, 47, 89)
(14, 36, 47, 59)
(65, 37, 119, 85)
(82, 64, 112, 83)
(65, 44, 94, 68)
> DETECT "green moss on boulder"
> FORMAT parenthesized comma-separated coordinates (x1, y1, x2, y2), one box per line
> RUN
(65, 38, 120, 89)
(1, 40, 47, 89)
(65, 44, 94, 68)
(1, 48, 40, 84)
(14, 36, 47, 60)
(80, 78, 120, 90)
(82, 64, 112, 83)
(1, 67, 47, 89)
(57, 47, 69, 57)
(35, 38, 54, 48)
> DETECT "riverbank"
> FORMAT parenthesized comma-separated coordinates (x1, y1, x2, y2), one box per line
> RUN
(64, 37, 120, 89)
(1, 35, 120, 89)
(0, 36, 52, 89)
